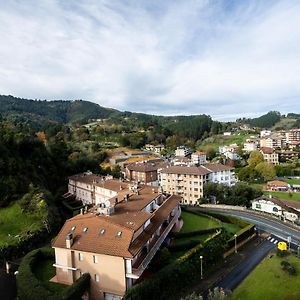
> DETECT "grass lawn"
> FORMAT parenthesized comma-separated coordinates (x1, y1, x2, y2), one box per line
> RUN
(198, 132, 252, 150)
(33, 258, 67, 293)
(263, 191, 300, 202)
(232, 253, 300, 300)
(0, 202, 44, 247)
(180, 211, 221, 233)
(283, 178, 300, 185)
(222, 223, 241, 236)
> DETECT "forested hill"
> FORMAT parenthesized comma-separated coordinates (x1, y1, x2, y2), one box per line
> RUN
(237, 111, 300, 129)
(0, 95, 117, 125)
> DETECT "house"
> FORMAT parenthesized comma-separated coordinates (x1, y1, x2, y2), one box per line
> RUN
(144, 144, 165, 155)
(172, 156, 191, 166)
(251, 195, 300, 223)
(260, 147, 279, 165)
(223, 151, 240, 161)
(285, 129, 300, 143)
(243, 140, 258, 152)
(219, 144, 238, 155)
(276, 150, 299, 162)
(191, 151, 207, 165)
(260, 130, 272, 138)
(223, 132, 232, 136)
(260, 133, 285, 149)
(266, 180, 289, 192)
(124, 161, 168, 186)
(52, 184, 181, 300)
(175, 146, 190, 157)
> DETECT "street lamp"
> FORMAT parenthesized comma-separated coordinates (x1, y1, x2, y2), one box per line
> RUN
(234, 234, 238, 253)
(200, 255, 203, 279)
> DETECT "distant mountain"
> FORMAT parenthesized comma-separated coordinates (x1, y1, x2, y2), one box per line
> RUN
(0, 95, 118, 125)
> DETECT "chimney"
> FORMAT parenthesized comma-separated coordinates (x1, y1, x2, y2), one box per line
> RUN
(124, 194, 129, 202)
(152, 188, 155, 194)
(80, 208, 84, 215)
(66, 233, 73, 249)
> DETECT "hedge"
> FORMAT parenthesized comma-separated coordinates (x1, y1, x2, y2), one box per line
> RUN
(124, 230, 227, 300)
(17, 247, 90, 300)
(168, 240, 202, 252)
(199, 211, 249, 228)
(0, 228, 49, 261)
(170, 227, 223, 239)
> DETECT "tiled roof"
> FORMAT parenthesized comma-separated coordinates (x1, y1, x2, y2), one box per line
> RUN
(267, 180, 289, 187)
(260, 147, 275, 154)
(53, 185, 179, 258)
(202, 163, 233, 172)
(160, 165, 210, 176)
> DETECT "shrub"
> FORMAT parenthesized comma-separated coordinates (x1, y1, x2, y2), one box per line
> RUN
(17, 247, 90, 300)
(281, 260, 297, 276)
(277, 249, 288, 257)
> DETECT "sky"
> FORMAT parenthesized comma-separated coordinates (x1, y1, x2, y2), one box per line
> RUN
(0, 0, 300, 121)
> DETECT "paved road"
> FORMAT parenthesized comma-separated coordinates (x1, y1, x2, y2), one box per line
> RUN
(197, 208, 300, 247)
(216, 239, 276, 291)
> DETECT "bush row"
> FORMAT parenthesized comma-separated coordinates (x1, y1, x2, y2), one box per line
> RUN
(170, 226, 223, 239)
(0, 228, 49, 261)
(227, 224, 255, 248)
(124, 230, 227, 300)
(16, 247, 90, 300)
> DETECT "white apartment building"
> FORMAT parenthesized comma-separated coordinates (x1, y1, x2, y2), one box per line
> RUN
(243, 140, 258, 152)
(219, 144, 238, 154)
(175, 146, 190, 157)
(260, 147, 279, 165)
(260, 130, 272, 138)
(202, 163, 237, 186)
(285, 129, 300, 143)
(224, 151, 240, 160)
(191, 151, 207, 165)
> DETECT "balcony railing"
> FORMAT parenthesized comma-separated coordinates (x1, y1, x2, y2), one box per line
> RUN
(131, 208, 181, 278)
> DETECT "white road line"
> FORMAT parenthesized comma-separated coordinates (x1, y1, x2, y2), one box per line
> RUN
(267, 236, 271, 240)
(274, 240, 278, 244)
(270, 238, 274, 242)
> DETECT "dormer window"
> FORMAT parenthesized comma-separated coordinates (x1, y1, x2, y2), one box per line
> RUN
(83, 227, 88, 233)
(71, 226, 76, 231)
(99, 229, 105, 235)
(117, 231, 122, 237)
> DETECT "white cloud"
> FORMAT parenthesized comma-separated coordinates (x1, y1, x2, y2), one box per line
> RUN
(0, 0, 299, 120)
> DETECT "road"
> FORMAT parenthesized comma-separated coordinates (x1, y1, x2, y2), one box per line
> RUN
(197, 208, 300, 248)
(216, 239, 276, 291)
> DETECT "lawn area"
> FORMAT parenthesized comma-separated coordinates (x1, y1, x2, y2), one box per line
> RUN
(222, 222, 241, 236)
(198, 132, 252, 150)
(263, 191, 300, 202)
(0, 202, 44, 247)
(180, 211, 221, 233)
(283, 178, 300, 185)
(232, 253, 300, 300)
(33, 258, 67, 293)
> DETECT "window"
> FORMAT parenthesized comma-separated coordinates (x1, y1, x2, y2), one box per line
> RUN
(273, 207, 279, 212)
(117, 231, 122, 237)
(78, 253, 84, 261)
(255, 204, 261, 209)
(95, 274, 100, 282)
(93, 255, 98, 264)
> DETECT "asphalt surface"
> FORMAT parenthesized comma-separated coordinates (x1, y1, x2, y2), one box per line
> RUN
(216, 239, 275, 291)
(0, 269, 16, 300)
(198, 208, 300, 248)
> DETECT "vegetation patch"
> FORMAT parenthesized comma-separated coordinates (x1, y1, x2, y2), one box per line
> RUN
(231, 254, 300, 300)
(0, 202, 44, 247)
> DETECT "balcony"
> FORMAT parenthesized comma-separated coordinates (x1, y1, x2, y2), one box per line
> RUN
(130, 208, 181, 278)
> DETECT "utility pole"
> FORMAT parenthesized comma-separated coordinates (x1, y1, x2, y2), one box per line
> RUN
(234, 234, 238, 253)
(200, 255, 203, 279)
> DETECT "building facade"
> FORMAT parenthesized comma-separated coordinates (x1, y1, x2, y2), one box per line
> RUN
(53, 183, 181, 300)
(191, 152, 207, 165)
(260, 147, 279, 165)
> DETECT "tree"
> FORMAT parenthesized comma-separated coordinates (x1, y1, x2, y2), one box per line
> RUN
(255, 162, 276, 182)
(247, 150, 264, 167)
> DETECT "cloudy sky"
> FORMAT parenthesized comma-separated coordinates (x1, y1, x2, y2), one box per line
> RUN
(0, 0, 300, 120)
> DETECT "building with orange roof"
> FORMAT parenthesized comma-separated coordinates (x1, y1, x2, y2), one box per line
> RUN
(53, 177, 181, 300)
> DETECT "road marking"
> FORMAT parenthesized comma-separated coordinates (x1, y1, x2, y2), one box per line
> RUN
(274, 240, 278, 244)
(267, 236, 271, 240)
(270, 238, 274, 242)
